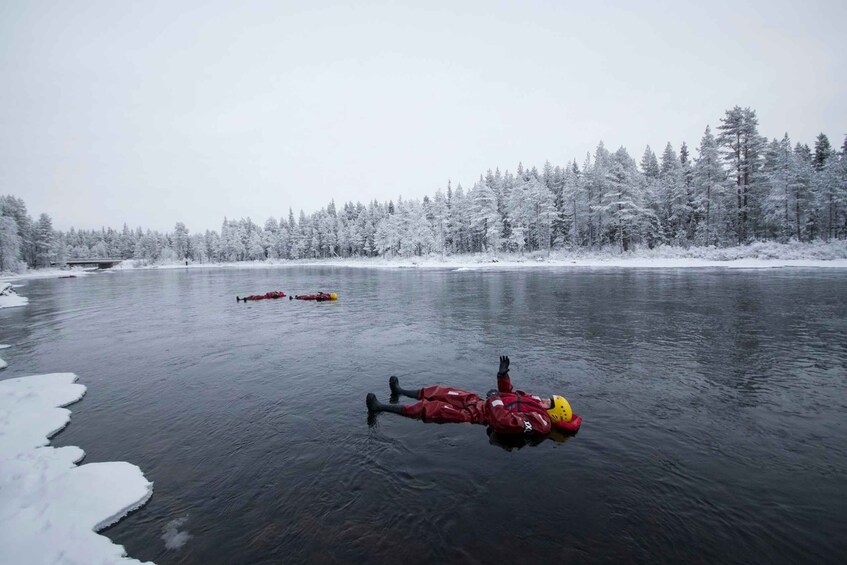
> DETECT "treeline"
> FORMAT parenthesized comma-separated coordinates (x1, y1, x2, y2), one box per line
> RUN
(1, 106, 846, 272)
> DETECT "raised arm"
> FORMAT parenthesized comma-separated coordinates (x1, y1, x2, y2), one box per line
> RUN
(497, 355, 514, 393)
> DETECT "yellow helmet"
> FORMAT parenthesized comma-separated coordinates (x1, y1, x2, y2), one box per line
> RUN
(547, 395, 573, 423)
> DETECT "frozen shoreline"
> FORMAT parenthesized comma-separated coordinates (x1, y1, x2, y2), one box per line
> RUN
(1, 285, 155, 562)
(101, 241, 847, 272)
(0, 372, 154, 564)
(2, 242, 845, 282)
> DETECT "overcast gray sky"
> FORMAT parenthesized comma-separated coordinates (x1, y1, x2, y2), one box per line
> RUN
(2, 0, 845, 232)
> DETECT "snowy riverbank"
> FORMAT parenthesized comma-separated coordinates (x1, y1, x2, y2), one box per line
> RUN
(121, 240, 847, 271)
(0, 372, 153, 564)
(2, 242, 846, 282)
(1, 270, 92, 309)
(0, 282, 29, 309)
(1, 283, 154, 563)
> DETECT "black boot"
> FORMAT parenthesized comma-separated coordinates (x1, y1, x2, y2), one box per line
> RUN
(366, 393, 404, 415)
(389, 376, 419, 399)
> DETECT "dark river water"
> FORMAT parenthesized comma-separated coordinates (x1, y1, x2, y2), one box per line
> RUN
(1, 266, 846, 564)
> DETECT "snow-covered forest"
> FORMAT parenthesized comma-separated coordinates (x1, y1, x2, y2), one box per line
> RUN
(2, 107, 846, 272)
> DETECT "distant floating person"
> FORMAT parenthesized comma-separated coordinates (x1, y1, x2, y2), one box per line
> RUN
(291, 292, 337, 301)
(236, 291, 286, 302)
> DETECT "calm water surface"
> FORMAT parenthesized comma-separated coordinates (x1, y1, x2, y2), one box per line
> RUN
(1, 267, 846, 564)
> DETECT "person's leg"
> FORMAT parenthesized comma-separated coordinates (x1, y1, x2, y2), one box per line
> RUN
(366, 393, 403, 414)
(401, 399, 477, 423)
(418, 385, 479, 406)
(367, 393, 478, 423)
(389, 376, 420, 399)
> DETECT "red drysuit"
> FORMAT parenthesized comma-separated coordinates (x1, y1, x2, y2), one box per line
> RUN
(401, 374, 579, 436)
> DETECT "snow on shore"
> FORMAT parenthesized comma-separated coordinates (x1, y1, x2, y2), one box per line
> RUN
(113, 241, 847, 271)
(0, 282, 28, 309)
(0, 373, 153, 564)
(1, 242, 846, 279)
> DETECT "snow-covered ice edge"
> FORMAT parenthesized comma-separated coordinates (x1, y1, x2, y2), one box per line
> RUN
(0, 282, 29, 309)
(0, 373, 154, 564)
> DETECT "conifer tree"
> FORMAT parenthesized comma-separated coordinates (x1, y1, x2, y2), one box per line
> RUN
(640, 146, 660, 178)
(34, 213, 55, 268)
(601, 147, 649, 251)
(813, 134, 832, 171)
(0, 215, 21, 272)
(692, 126, 726, 245)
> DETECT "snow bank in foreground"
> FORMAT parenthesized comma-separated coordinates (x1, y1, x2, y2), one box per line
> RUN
(0, 282, 28, 309)
(0, 373, 153, 564)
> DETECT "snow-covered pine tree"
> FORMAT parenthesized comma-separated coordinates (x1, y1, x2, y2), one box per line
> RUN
(810, 134, 838, 241)
(528, 177, 557, 255)
(600, 147, 649, 251)
(716, 108, 766, 239)
(506, 178, 531, 254)
(560, 161, 585, 248)
(640, 146, 660, 179)
(0, 215, 21, 272)
(34, 213, 55, 267)
(172, 222, 189, 259)
(813, 133, 832, 172)
(471, 176, 501, 254)
(587, 143, 612, 247)
(659, 142, 690, 243)
(692, 126, 727, 246)
(792, 143, 815, 241)
(761, 135, 794, 240)
(430, 190, 449, 258)
(0, 196, 34, 267)
(450, 183, 471, 254)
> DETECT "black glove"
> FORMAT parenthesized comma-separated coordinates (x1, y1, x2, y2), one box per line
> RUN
(497, 355, 510, 376)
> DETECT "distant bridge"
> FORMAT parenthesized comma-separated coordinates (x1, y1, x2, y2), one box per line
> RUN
(57, 258, 123, 269)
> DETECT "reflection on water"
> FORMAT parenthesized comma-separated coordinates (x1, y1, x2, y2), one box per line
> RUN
(1, 267, 846, 564)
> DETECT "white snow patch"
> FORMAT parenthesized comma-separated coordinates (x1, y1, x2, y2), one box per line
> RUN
(102, 241, 847, 272)
(0, 282, 28, 309)
(161, 516, 192, 550)
(0, 344, 11, 349)
(0, 294, 28, 308)
(0, 357, 6, 370)
(0, 268, 93, 283)
(0, 373, 154, 564)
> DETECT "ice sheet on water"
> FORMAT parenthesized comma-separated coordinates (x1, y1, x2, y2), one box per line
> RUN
(0, 373, 154, 564)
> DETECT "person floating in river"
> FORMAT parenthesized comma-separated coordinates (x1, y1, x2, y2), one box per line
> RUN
(366, 356, 582, 436)
(237, 291, 286, 302)
(291, 292, 337, 301)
